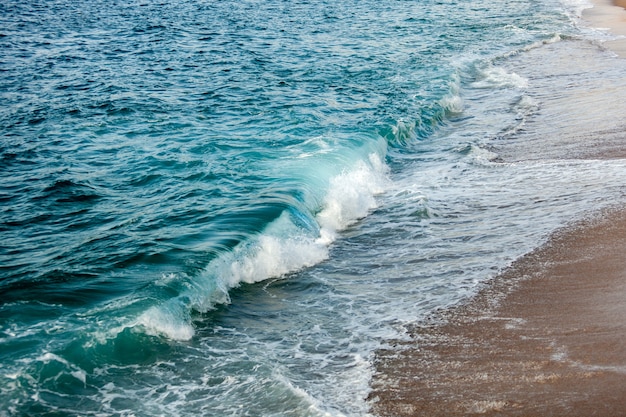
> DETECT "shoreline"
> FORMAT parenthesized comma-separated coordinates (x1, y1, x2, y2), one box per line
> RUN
(368, 208, 626, 416)
(584, 0, 626, 57)
(368, 2, 626, 416)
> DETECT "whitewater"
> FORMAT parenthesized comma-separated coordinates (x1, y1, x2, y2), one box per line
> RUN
(1, 0, 626, 415)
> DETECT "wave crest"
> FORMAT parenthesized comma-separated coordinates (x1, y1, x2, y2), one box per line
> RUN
(134, 150, 389, 340)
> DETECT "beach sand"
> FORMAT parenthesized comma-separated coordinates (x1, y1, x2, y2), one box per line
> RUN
(368, 209, 626, 416)
(368, 3, 626, 417)
(584, 0, 626, 57)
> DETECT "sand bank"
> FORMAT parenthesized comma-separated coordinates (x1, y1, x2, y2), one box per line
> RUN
(368, 209, 626, 416)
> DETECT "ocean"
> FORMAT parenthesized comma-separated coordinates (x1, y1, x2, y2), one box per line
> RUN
(1, 0, 626, 415)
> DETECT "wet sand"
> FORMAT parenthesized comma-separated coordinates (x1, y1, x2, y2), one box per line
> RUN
(368, 209, 626, 416)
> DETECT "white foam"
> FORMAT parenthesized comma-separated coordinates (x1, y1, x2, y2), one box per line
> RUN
(34, 352, 88, 385)
(520, 33, 563, 53)
(272, 371, 339, 417)
(316, 153, 388, 242)
(439, 93, 464, 114)
(36, 352, 68, 365)
(154, 272, 178, 287)
(471, 65, 528, 89)
(439, 72, 464, 114)
(136, 304, 195, 341)
(468, 144, 499, 165)
(516, 94, 539, 111)
(228, 234, 329, 285)
(70, 369, 87, 385)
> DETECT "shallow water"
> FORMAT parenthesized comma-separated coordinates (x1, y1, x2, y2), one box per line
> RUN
(1, 0, 626, 415)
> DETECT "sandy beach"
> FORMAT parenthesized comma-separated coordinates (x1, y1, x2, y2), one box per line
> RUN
(368, 3, 626, 416)
(369, 209, 626, 416)
(584, 0, 626, 57)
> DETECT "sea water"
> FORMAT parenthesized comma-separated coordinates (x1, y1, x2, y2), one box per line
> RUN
(1, 0, 626, 415)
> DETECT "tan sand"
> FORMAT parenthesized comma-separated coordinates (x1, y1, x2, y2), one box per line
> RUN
(584, 0, 626, 57)
(368, 209, 626, 416)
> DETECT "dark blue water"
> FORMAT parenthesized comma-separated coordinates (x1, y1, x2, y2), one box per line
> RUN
(2, 0, 626, 415)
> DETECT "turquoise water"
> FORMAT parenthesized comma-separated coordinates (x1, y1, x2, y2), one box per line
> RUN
(2, 0, 626, 415)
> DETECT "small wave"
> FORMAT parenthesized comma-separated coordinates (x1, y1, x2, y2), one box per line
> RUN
(134, 150, 389, 340)
(439, 72, 464, 115)
(36, 179, 102, 204)
(470, 65, 528, 90)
